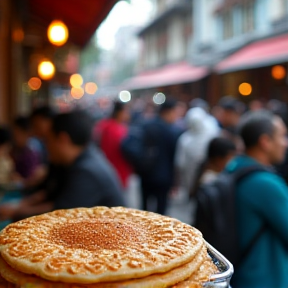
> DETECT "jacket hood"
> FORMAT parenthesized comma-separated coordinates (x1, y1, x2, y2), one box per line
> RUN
(185, 107, 220, 135)
(225, 155, 263, 174)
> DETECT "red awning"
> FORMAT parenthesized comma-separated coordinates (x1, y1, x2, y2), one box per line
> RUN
(121, 62, 209, 90)
(28, 0, 118, 47)
(215, 33, 288, 73)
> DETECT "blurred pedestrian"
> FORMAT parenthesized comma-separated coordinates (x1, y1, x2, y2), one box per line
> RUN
(30, 106, 57, 163)
(0, 110, 125, 221)
(0, 127, 14, 186)
(93, 101, 133, 189)
(227, 110, 288, 288)
(175, 107, 219, 198)
(213, 96, 245, 152)
(174, 101, 188, 131)
(214, 96, 244, 135)
(11, 117, 43, 186)
(198, 137, 236, 185)
(138, 99, 182, 215)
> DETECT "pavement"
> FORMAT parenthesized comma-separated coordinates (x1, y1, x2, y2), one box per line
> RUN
(126, 175, 196, 225)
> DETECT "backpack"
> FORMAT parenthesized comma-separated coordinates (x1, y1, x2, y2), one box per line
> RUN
(194, 165, 271, 266)
(121, 123, 159, 176)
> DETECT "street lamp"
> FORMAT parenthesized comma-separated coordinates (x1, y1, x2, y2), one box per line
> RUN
(38, 61, 55, 80)
(47, 20, 69, 46)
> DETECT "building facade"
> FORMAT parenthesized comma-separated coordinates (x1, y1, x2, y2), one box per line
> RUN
(123, 0, 288, 105)
(191, 0, 288, 103)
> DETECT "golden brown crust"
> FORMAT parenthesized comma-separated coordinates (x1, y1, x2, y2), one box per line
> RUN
(0, 244, 210, 288)
(0, 207, 204, 284)
(173, 249, 219, 288)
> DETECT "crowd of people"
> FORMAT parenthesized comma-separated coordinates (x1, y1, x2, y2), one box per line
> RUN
(1, 95, 288, 287)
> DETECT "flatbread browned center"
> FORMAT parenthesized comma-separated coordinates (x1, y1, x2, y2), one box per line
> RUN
(0, 207, 204, 284)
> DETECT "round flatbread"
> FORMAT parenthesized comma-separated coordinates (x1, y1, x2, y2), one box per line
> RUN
(173, 254, 219, 288)
(0, 244, 209, 288)
(0, 207, 204, 284)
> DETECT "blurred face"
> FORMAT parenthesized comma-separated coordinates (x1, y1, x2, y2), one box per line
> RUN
(46, 129, 68, 164)
(12, 127, 29, 148)
(175, 103, 187, 118)
(117, 107, 130, 123)
(218, 108, 240, 128)
(31, 116, 52, 141)
(162, 108, 179, 124)
(266, 117, 288, 164)
(0, 143, 11, 156)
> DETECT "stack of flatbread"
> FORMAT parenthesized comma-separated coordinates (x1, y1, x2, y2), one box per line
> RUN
(0, 207, 218, 288)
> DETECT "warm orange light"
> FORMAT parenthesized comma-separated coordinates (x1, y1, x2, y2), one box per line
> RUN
(85, 82, 98, 95)
(70, 74, 83, 87)
(38, 61, 55, 80)
(28, 77, 42, 90)
(239, 82, 252, 96)
(12, 28, 24, 43)
(272, 65, 286, 80)
(47, 20, 69, 46)
(71, 87, 84, 99)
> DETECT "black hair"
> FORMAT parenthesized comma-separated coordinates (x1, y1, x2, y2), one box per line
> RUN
(14, 116, 30, 131)
(207, 137, 236, 160)
(238, 110, 276, 149)
(111, 101, 126, 118)
(52, 110, 94, 146)
(158, 99, 177, 114)
(0, 127, 11, 146)
(218, 96, 245, 113)
(30, 106, 56, 120)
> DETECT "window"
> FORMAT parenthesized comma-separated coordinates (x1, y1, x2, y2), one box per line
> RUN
(157, 26, 168, 64)
(242, 1, 255, 33)
(222, 10, 233, 39)
(218, 1, 255, 40)
(281, 0, 288, 14)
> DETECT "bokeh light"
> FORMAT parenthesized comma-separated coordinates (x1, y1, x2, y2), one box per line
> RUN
(85, 82, 98, 95)
(47, 20, 69, 46)
(12, 28, 24, 43)
(271, 65, 286, 80)
(119, 90, 131, 102)
(153, 93, 166, 104)
(70, 74, 83, 87)
(28, 77, 42, 90)
(71, 87, 84, 99)
(38, 61, 55, 80)
(22, 83, 31, 93)
(239, 83, 252, 96)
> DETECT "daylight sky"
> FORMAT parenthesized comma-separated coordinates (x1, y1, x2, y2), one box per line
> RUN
(96, 0, 154, 50)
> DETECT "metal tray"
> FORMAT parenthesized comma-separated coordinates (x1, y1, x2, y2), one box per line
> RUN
(204, 242, 234, 288)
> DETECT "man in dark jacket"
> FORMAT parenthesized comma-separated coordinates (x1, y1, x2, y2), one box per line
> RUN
(139, 99, 182, 215)
(0, 110, 125, 220)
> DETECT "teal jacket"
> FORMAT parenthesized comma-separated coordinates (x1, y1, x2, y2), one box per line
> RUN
(226, 155, 288, 288)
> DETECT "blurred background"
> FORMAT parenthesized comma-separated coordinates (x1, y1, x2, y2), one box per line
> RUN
(0, 0, 287, 124)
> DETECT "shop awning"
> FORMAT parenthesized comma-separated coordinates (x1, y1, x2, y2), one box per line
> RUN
(121, 62, 209, 90)
(28, 0, 118, 47)
(215, 33, 288, 73)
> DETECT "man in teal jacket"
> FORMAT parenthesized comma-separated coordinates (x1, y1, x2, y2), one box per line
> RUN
(227, 110, 288, 288)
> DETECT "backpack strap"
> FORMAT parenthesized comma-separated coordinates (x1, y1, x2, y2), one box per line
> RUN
(233, 164, 274, 183)
(233, 164, 273, 268)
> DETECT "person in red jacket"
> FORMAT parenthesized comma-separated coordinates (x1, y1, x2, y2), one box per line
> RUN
(93, 101, 133, 189)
